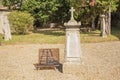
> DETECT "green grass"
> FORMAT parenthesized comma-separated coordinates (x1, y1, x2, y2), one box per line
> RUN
(1, 28, 120, 45)
(1, 30, 65, 45)
(81, 29, 120, 43)
(0, 1, 2, 5)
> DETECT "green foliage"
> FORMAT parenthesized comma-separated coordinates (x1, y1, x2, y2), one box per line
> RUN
(69, 0, 118, 18)
(8, 11, 34, 34)
(0, 1, 2, 5)
(3, 0, 119, 28)
(2, 0, 21, 9)
(69, 0, 119, 29)
(21, 0, 61, 26)
(96, 0, 118, 14)
(69, 0, 84, 19)
(50, 0, 70, 24)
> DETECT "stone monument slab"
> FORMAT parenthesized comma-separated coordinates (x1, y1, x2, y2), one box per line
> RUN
(65, 29, 81, 62)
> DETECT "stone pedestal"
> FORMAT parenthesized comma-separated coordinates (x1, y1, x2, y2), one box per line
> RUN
(63, 62, 81, 74)
(65, 26, 82, 62)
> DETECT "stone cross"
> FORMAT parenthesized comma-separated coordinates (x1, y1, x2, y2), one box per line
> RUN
(70, 7, 75, 20)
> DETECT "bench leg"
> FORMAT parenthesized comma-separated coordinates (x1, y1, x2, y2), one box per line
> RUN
(36, 66, 41, 70)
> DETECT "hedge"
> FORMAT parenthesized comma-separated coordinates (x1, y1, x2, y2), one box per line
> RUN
(8, 11, 34, 34)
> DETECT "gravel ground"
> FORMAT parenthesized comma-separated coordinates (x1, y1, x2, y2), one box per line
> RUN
(0, 41, 120, 80)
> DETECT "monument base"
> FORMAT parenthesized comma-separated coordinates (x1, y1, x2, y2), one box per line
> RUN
(63, 62, 83, 74)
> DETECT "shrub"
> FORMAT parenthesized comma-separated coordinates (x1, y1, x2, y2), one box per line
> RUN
(8, 11, 34, 34)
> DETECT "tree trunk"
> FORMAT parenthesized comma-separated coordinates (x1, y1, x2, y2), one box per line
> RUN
(105, 6, 111, 35)
(108, 6, 111, 35)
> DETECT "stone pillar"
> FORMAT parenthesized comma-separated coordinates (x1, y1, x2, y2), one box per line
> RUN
(4, 15, 12, 41)
(0, 12, 4, 34)
(63, 7, 82, 74)
(0, 12, 11, 41)
(100, 15, 107, 38)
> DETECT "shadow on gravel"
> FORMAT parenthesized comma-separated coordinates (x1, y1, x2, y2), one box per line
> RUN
(33, 28, 65, 36)
(33, 63, 63, 73)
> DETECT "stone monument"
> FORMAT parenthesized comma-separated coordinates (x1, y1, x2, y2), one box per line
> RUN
(100, 15, 107, 38)
(0, 12, 11, 41)
(4, 15, 12, 41)
(63, 7, 82, 74)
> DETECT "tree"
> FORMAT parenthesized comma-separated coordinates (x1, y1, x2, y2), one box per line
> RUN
(50, 0, 70, 24)
(96, 0, 118, 35)
(21, 0, 70, 27)
(3, 0, 119, 30)
(69, 0, 118, 35)
(69, 0, 85, 20)
(113, 0, 120, 28)
(21, 0, 61, 27)
(2, 0, 21, 9)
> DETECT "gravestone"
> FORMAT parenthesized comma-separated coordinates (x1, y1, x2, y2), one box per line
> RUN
(0, 11, 11, 41)
(100, 15, 107, 38)
(4, 15, 11, 40)
(50, 23, 56, 28)
(0, 12, 4, 34)
(63, 7, 82, 74)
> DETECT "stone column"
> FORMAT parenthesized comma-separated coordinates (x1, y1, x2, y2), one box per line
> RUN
(0, 12, 11, 41)
(3, 14, 11, 41)
(100, 15, 107, 38)
(0, 12, 4, 34)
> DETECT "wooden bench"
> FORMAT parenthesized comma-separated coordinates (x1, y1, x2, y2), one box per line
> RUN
(34, 48, 60, 70)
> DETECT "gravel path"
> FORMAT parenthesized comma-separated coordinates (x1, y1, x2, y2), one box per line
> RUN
(0, 41, 120, 80)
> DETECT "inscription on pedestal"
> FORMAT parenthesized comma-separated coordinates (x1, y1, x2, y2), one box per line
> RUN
(65, 30, 81, 62)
